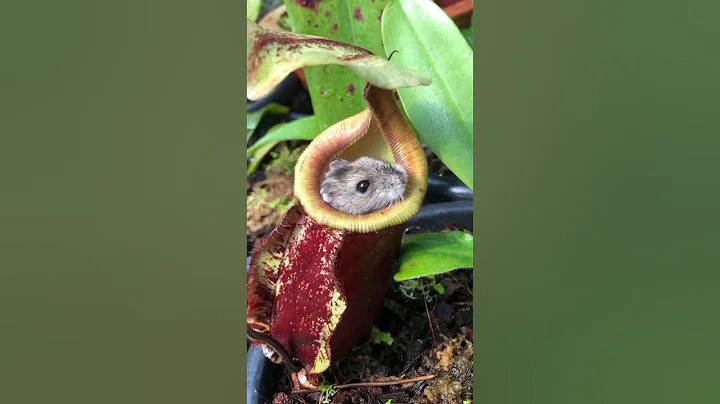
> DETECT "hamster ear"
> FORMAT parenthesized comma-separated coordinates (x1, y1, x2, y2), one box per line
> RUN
(320, 182, 330, 196)
(321, 190, 334, 203)
(329, 159, 348, 170)
(320, 182, 334, 202)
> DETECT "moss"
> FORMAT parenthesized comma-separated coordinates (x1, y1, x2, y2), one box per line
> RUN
(397, 276, 444, 302)
(265, 145, 304, 175)
(247, 163, 298, 250)
(419, 335, 474, 404)
(369, 326, 394, 346)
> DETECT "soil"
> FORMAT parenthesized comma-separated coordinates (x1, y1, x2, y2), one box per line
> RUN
(247, 163, 299, 255)
(271, 265, 474, 404)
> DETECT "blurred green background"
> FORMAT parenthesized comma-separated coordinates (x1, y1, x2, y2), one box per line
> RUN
(476, 1, 720, 402)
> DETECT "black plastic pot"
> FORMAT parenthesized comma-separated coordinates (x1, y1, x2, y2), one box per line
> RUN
(247, 74, 298, 114)
(246, 197, 473, 404)
(247, 342, 285, 404)
(425, 175, 473, 205)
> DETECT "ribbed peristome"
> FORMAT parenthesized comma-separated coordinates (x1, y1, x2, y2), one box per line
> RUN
(294, 85, 428, 233)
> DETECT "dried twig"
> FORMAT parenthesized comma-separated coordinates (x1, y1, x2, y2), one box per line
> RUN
(247, 327, 302, 373)
(424, 297, 436, 346)
(291, 374, 436, 395)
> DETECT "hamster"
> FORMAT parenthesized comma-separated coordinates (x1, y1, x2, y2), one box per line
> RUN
(320, 156, 408, 215)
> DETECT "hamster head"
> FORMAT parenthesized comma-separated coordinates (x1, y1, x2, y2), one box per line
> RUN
(320, 156, 408, 215)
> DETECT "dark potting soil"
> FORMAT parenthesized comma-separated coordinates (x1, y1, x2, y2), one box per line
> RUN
(271, 262, 474, 404)
(246, 164, 298, 255)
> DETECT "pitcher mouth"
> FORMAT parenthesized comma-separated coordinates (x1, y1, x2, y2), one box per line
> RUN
(294, 84, 428, 233)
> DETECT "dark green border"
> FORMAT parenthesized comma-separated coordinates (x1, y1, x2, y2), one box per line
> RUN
(2, 2, 247, 402)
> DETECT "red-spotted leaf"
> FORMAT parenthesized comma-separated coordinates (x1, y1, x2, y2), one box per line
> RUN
(246, 19, 430, 101)
(283, 0, 388, 131)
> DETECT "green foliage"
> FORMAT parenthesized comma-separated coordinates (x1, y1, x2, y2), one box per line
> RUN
(318, 379, 338, 404)
(247, 187, 294, 216)
(264, 145, 303, 175)
(382, 0, 474, 189)
(250, 0, 474, 188)
(370, 327, 394, 346)
(246, 103, 289, 142)
(283, 0, 388, 132)
(398, 276, 444, 302)
(460, 20, 473, 49)
(247, 0, 262, 22)
(395, 232, 473, 281)
(246, 187, 268, 205)
(247, 116, 318, 174)
(276, 11, 291, 30)
(385, 400, 394, 404)
(268, 196, 294, 214)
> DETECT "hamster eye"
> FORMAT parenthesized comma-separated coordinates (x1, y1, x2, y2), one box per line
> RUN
(356, 180, 370, 193)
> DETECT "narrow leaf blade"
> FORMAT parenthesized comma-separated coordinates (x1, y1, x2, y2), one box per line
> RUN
(247, 116, 319, 174)
(247, 102, 290, 142)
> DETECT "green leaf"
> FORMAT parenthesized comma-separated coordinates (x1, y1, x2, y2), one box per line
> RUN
(247, 0, 262, 22)
(281, 0, 396, 131)
(247, 103, 290, 142)
(248, 142, 276, 174)
(247, 116, 319, 174)
(276, 10, 292, 30)
(460, 20, 473, 49)
(394, 231, 473, 281)
(370, 326, 394, 346)
(382, 0, 474, 189)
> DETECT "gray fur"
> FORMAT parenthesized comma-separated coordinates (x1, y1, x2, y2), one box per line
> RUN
(320, 156, 408, 215)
